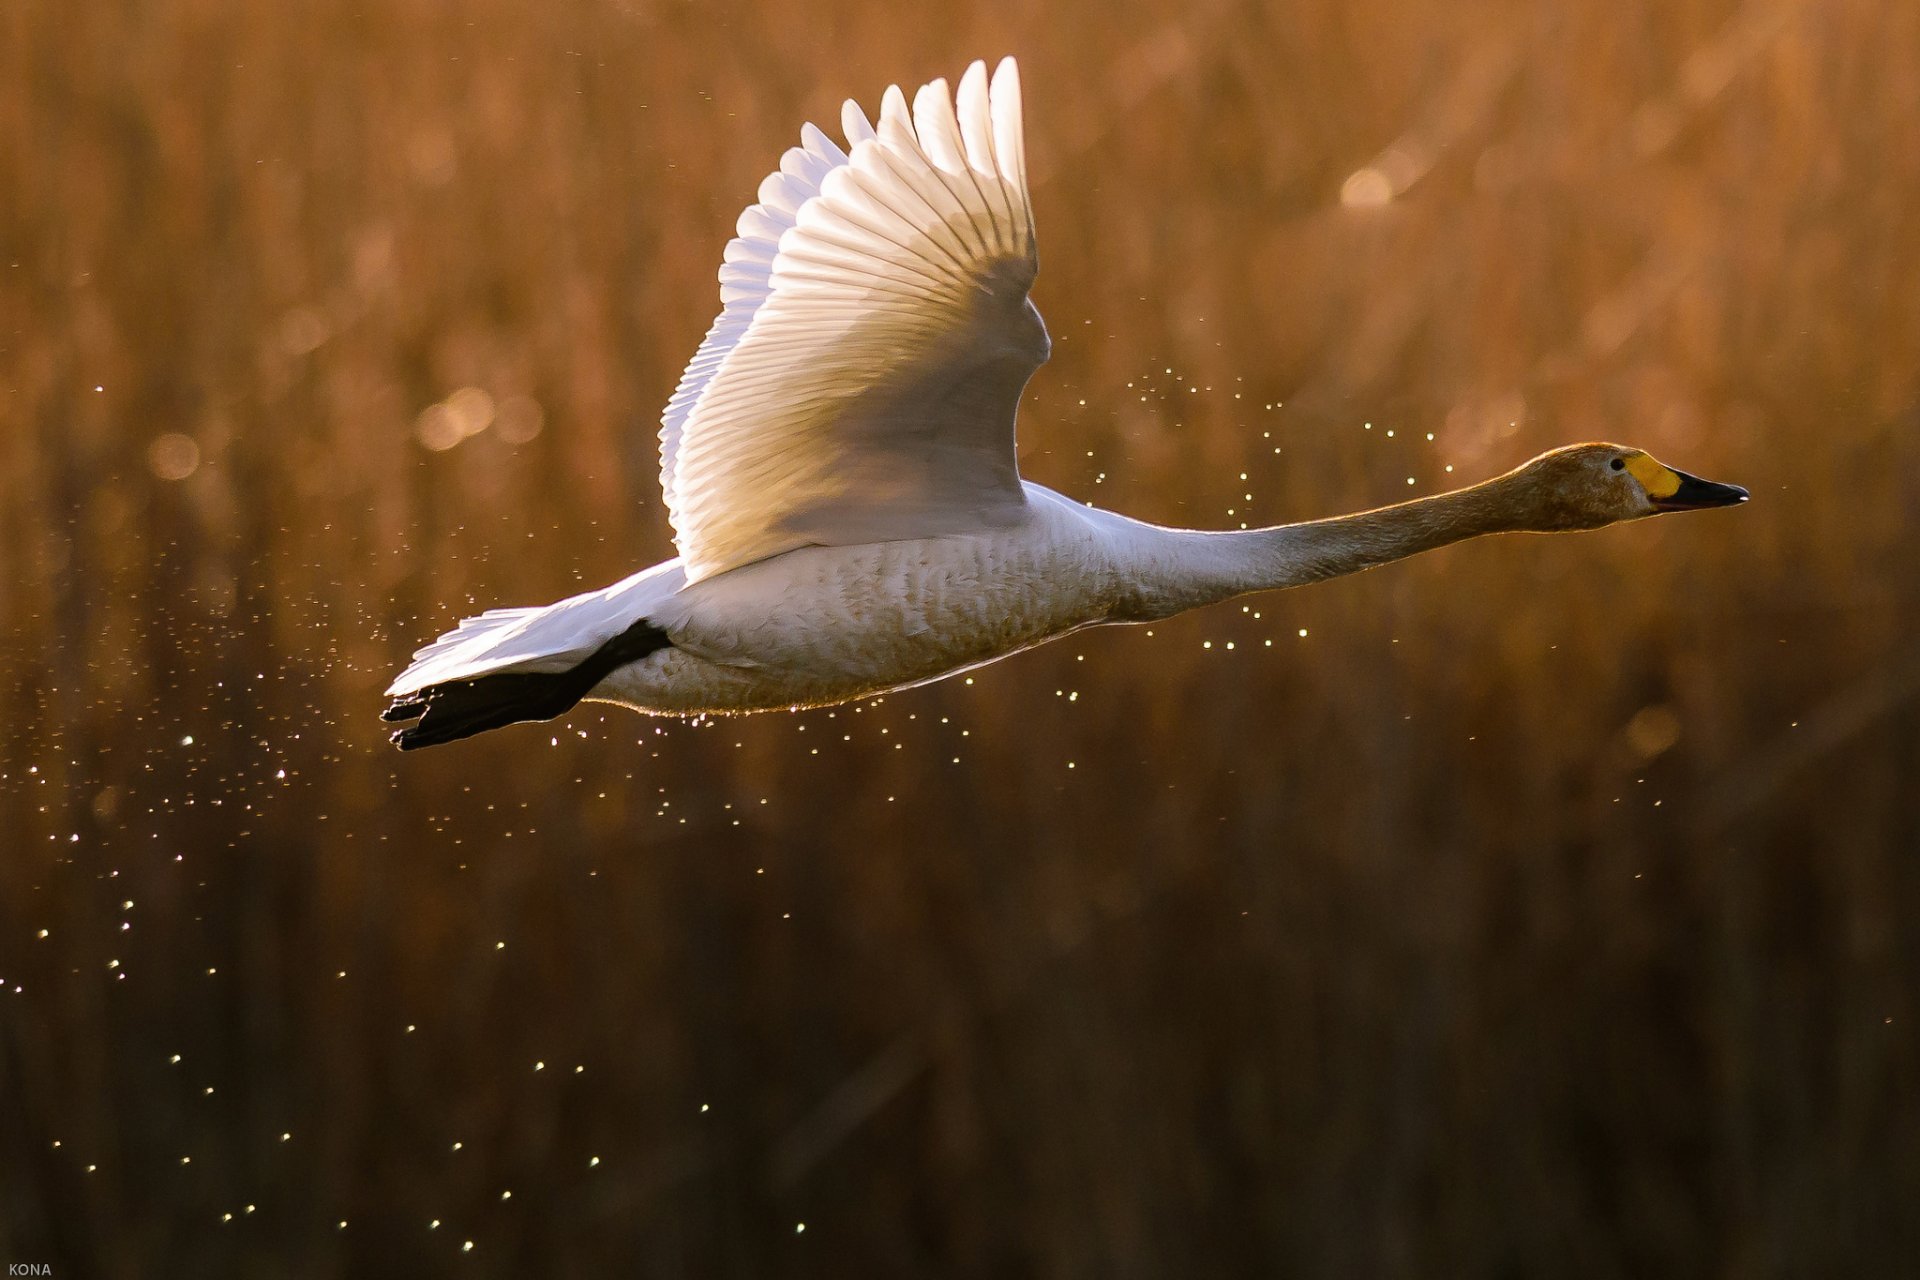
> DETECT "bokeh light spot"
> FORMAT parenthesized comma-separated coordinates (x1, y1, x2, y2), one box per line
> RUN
(147, 433, 201, 481)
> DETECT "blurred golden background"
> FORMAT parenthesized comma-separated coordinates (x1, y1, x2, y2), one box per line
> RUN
(4, 0, 1918, 1273)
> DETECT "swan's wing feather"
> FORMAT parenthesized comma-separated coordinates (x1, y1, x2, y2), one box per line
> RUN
(658, 57, 1046, 584)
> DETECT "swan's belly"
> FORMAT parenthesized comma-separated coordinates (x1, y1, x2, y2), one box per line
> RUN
(595, 514, 1121, 715)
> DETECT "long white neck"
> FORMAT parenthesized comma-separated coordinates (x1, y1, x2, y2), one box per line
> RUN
(1110, 470, 1544, 619)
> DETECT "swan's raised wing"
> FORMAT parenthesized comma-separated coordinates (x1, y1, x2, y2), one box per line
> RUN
(658, 57, 1047, 584)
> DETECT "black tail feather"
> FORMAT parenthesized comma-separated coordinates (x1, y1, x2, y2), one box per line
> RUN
(387, 618, 672, 751)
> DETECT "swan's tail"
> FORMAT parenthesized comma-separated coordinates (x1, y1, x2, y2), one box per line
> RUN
(382, 561, 685, 750)
(383, 617, 671, 750)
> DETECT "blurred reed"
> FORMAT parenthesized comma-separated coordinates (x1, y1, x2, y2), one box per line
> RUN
(2, 0, 1917, 1274)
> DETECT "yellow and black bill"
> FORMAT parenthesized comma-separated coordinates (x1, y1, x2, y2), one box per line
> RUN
(1651, 468, 1749, 511)
(1626, 454, 1749, 511)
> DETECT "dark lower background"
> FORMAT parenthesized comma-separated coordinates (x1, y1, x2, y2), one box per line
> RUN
(4, 0, 1918, 1274)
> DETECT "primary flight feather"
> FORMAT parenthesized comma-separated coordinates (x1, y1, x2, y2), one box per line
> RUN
(384, 57, 1745, 750)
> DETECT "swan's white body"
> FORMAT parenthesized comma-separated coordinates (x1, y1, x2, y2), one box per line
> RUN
(385, 57, 1744, 745)
(389, 57, 1162, 726)
(396, 484, 1231, 717)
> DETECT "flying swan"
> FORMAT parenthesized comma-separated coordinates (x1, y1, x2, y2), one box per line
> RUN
(384, 57, 1746, 750)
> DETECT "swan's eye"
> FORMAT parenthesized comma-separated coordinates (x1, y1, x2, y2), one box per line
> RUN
(1610, 457, 1626, 472)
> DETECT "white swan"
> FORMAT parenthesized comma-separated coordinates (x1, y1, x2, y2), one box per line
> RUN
(384, 57, 1746, 750)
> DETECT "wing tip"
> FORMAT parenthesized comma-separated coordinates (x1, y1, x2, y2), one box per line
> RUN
(841, 97, 878, 145)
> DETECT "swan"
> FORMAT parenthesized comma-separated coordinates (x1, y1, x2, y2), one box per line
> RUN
(383, 57, 1746, 750)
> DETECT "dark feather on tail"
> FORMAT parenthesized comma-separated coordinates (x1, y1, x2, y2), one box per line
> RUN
(386, 618, 672, 751)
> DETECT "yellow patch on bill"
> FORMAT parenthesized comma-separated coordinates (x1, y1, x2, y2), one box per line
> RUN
(1625, 452, 1681, 499)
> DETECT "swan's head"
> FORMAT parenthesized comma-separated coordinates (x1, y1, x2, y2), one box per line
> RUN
(1514, 443, 1748, 530)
